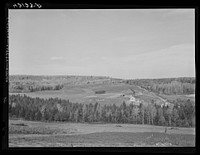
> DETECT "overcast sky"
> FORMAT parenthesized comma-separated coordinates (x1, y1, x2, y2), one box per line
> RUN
(9, 9, 195, 79)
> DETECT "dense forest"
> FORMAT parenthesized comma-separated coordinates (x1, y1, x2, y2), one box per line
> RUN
(9, 94, 195, 127)
(125, 77, 195, 95)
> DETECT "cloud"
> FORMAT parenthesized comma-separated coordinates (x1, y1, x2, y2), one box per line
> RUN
(98, 43, 195, 78)
(50, 56, 65, 60)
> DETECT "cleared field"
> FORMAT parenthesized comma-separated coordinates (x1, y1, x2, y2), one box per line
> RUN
(9, 83, 146, 105)
(9, 119, 195, 147)
(9, 132, 195, 147)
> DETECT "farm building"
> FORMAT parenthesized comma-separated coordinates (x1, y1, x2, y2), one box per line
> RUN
(164, 102, 173, 108)
(161, 101, 173, 108)
(95, 90, 106, 94)
(130, 96, 136, 102)
(133, 99, 141, 106)
(126, 95, 141, 106)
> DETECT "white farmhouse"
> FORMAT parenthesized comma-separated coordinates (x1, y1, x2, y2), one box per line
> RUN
(128, 96, 141, 106)
(130, 96, 136, 102)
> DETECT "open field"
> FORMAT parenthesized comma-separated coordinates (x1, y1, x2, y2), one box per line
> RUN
(9, 75, 195, 107)
(9, 119, 195, 147)
(9, 82, 164, 106)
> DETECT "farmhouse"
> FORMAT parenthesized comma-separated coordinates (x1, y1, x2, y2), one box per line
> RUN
(165, 101, 174, 108)
(130, 96, 136, 102)
(128, 95, 141, 106)
(161, 101, 173, 108)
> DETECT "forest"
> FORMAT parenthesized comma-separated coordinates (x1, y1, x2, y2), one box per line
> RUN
(9, 75, 111, 93)
(9, 82, 64, 93)
(125, 77, 195, 95)
(9, 94, 195, 127)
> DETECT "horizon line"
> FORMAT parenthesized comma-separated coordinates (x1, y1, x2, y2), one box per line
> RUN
(9, 74, 195, 80)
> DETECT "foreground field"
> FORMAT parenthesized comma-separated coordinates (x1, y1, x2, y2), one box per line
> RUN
(9, 119, 195, 147)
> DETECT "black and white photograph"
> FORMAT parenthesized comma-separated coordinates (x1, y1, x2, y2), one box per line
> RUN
(7, 7, 195, 148)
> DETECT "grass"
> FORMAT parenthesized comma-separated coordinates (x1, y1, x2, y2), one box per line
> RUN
(9, 82, 162, 107)
(9, 132, 195, 147)
(9, 123, 77, 135)
(9, 119, 195, 147)
(9, 83, 143, 105)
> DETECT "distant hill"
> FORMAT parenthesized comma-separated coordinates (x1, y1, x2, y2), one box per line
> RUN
(9, 75, 195, 95)
(9, 75, 123, 93)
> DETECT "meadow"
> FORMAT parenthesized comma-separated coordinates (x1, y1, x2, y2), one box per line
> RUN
(9, 119, 195, 147)
(9, 82, 164, 106)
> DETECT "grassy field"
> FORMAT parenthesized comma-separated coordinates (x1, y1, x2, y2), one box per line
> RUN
(9, 75, 195, 106)
(9, 82, 164, 106)
(9, 119, 195, 147)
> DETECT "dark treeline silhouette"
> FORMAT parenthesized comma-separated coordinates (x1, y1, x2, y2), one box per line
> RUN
(126, 77, 195, 95)
(9, 94, 195, 127)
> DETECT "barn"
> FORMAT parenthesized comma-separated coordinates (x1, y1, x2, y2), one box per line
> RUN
(95, 90, 106, 94)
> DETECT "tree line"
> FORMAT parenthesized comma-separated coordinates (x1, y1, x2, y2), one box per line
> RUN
(9, 82, 64, 93)
(126, 77, 195, 95)
(9, 94, 195, 127)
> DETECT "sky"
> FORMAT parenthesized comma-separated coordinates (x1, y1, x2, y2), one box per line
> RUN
(9, 9, 195, 79)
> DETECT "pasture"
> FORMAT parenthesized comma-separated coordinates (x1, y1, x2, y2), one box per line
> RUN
(9, 119, 195, 147)
(9, 82, 163, 106)
(10, 83, 145, 105)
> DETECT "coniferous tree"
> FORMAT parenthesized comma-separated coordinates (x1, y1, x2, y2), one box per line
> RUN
(9, 94, 195, 127)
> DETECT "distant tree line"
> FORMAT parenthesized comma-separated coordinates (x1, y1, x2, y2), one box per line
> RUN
(9, 94, 195, 127)
(9, 82, 64, 93)
(126, 77, 195, 95)
(9, 75, 113, 93)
